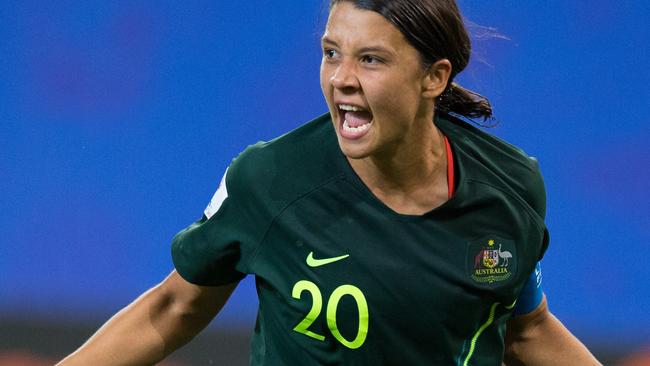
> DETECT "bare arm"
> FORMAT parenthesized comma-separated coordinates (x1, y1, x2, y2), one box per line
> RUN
(503, 295, 601, 366)
(57, 270, 238, 366)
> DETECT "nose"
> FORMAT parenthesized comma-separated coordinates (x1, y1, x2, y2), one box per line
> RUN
(330, 60, 359, 91)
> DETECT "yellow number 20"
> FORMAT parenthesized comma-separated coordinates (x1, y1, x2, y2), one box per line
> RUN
(292, 280, 369, 349)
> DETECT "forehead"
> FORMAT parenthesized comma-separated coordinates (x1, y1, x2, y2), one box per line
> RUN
(323, 2, 409, 51)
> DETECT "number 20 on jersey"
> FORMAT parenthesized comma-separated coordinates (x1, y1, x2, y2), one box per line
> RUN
(292, 280, 369, 349)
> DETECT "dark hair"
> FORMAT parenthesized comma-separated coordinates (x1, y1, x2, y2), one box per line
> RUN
(329, 0, 493, 123)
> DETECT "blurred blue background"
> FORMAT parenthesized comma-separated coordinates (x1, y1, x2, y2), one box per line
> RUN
(1, 0, 648, 361)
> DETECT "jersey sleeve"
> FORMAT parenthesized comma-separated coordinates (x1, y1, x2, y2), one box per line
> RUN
(526, 158, 550, 261)
(512, 262, 544, 316)
(171, 147, 271, 286)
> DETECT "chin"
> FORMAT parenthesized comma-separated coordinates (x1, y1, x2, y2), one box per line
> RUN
(337, 139, 373, 160)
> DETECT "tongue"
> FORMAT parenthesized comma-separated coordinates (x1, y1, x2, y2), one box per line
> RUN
(346, 111, 373, 127)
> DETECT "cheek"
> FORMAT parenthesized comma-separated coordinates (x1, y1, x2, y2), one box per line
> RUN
(370, 79, 421, 120)
(319, 61, 332, 94)
(320, 70, 338, 114)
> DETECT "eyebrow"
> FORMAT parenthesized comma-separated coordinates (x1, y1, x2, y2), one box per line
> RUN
(358, 46, 393, 55)
(321, 37, 394, 56)
(321, 36, 339, 47)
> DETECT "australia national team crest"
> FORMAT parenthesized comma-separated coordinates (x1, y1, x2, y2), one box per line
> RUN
(466, 238, 517, 284)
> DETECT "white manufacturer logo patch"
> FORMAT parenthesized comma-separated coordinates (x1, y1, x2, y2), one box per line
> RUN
(204, 168, 229, 219)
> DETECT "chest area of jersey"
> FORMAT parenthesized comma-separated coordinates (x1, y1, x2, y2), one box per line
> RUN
(249, 183, 538, 347)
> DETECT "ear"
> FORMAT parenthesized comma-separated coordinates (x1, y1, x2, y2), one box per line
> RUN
(421, 59, 452, 99)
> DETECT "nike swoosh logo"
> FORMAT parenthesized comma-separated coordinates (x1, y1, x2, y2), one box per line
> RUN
(306, 251, 350, 267)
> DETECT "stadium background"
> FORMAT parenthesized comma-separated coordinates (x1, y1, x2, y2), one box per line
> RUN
(1, 1, 648, 364)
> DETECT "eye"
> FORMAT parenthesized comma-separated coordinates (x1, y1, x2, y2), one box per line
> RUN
(361, 55, 382, 65)
(324, 48, 338, 59)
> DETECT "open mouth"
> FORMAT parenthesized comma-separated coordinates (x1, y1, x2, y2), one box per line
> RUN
(337, 104, 373, 139)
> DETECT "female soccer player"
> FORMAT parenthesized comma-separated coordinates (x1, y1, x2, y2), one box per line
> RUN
(59, 1, 602, 365)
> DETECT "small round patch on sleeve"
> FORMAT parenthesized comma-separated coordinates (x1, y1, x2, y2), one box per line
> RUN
(204, 168, 229, 219)
(466, 237, 518, 285)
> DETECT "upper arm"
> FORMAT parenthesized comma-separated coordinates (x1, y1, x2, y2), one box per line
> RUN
(504, 295, 550, 366)
(506, 261, 547, 356)
(159, 270, 239, 320)
(504, 296, 602, 366)
(506, 294, 549, 339)
(505, 263, 549, 364)
(148, 270, 239, 351)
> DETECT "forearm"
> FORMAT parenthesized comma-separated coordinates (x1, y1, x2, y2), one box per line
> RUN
(58, 272, 233, 366)
(57, 286, 170, 365)
(504, 297, 601, 366)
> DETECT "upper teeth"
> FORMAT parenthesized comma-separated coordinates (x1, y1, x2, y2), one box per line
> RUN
(339, 104, 364, 112)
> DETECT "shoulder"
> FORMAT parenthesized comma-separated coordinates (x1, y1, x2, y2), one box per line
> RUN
(437, 114, 547, 219)
(226, 113, 343, 205)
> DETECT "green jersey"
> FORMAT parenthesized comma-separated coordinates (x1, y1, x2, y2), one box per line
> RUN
(172, 113, 549, 365)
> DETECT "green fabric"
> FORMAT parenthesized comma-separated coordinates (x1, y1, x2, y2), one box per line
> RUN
(171, 113, 549, 365)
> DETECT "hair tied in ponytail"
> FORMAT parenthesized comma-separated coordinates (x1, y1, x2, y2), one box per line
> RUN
(437, 82, 497, 127)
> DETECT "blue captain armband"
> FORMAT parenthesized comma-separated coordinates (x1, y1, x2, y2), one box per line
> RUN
(512, 262, 544, 316)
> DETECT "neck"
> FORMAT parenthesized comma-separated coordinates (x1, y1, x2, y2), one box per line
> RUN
(348, 117, 447, 196)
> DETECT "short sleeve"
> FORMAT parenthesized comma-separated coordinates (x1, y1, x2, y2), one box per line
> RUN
(171, 147, 272, 286)
(171, 167, 245, 285)
(527, 157, 550, 261)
